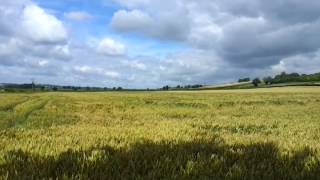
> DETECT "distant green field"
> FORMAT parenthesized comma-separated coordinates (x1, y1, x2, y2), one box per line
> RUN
(199, 81, 320, 90)
(1, 87, 320, 179)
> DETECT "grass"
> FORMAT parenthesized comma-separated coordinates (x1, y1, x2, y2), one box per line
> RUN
(199, 82, 254, 90)
(199, 81, 320, 90)
(1, 87, 320, 179)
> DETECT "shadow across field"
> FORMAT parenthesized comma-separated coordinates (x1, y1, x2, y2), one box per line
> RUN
(1, 138, 320, 180)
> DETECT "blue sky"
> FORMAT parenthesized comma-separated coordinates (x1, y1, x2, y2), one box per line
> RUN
(1, 0, 320, 88)
(35, 0, 186, 58)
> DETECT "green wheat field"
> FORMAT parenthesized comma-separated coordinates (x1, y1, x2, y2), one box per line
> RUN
(1, 87, 320, 179)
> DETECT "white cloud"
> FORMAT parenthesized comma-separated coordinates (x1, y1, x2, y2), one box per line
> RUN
(158, 50, 224, 84)
(122, 60, 147, 70)
(96, 38, 126, 56)
(110, 8, 190, 41)
(111, 10, 154, 33)
(38, 60, 49, 67)
(110, 0, 320, 69)
(272, 51, 320, 74)
(105, 71, 120, 79)
(188, 24, 223, 49)
(64, 11, 93, 22)
(74, 65, 120, 80)
(22, 4, 67, 44)
(74, 65, 93, 73)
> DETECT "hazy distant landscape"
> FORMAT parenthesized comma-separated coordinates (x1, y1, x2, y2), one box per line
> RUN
(1, 71, 320, 92)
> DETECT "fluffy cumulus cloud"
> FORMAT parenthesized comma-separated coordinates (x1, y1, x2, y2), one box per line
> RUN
(0, 0, 74, 84)
(272, 50, 320, 75)
(96, 38, 126, 56)
(22, 4, 67, 44)
(0, 1, 70, 65)
(74, 65, 118, 77)
(122, 60, 147, 71)
(111, 9, 190, 41)
(111, 0, 320, 72)
(1, 0, 320, 88)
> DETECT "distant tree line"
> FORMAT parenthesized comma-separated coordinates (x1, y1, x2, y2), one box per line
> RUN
(161, 84, 203, 90)
(0, 83, 126, 92)
(264, 72, 320, 84)
(239, 72, 320, 87)
(2, 71, 320, 92)
(238, 78, 251, 83)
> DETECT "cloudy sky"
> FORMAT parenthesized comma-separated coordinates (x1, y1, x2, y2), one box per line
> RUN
(1, 0, 320, 88)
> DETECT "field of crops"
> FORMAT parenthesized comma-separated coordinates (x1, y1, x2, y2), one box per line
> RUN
(1, 87, 320, 179)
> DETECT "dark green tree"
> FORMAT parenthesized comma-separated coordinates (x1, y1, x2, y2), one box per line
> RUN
(263, 76, 273, 85)
(162, 85, 169, 91)
(252, 78, 261, 87)
(238, 78, 251, 83)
